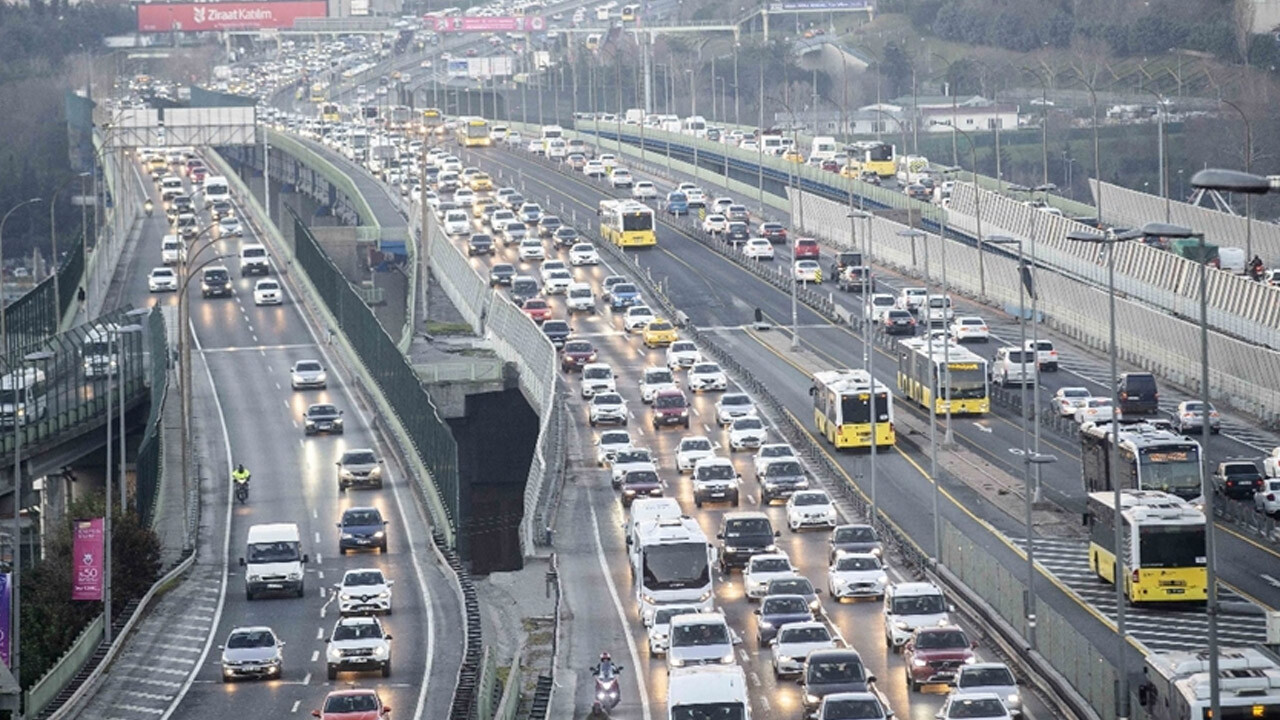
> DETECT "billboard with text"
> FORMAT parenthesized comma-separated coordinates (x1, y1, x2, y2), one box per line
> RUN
(137, 1, 328, 32)
(768, 0, 871, 9)
(428, 15, 545, 32)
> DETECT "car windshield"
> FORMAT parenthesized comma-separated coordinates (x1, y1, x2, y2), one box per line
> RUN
(768, 577, 813, 595)
(672, 342, 696, 353)
(655, 607, 701, 625)
(760, 446, 794, 459)
(524, 300, 547, 310)
(630, 308, 654, 318)
(808, 658, 865, 683)
(835, 526, 876, 543)
(566, 342, 592, 354)
(345, 571, 384, 586)
(341, 451, 376, 465)
(734, 418, 763, 430)
(751, 558, 790, 573)
(762, 596, 809, 614)
(964, 667, 1016, 686)
(309, 405, 337, 417)
(594, 394, 623, 406)
(793, 493, 829, 506)
(892, 594, 946, 615)
(296, 361, 322, 373)
(227, 630, 276, 648)
(697, 464, 735, 480)
(682, 439, 712, 452)
(544, 322, 569, 333)
(648, 322, 672, 332)
(655, 394, 685, 409)
(333, 621, 383, 641)
(947, 698, 1008, 718)
(916, 630, 968, 649)
(646, 370, 674, 384)
(722, 395, 750, 406)
(343, 510, 382, 526)
(780, 626, 829, 643)
(766, 461, 802, 476)
(601, 431, 629, 445)
(585, 367, 612, 380)
(692, 364, 719, 374)
(616, 450, 651, 464)
(672, 622, 729, 646)
(246, 541, 299, 563)
(837, 556, 881, 571)
(1061, 388, 1089, 398)
(821, 698, 882, 719)
(624, 470, 658, 485)
(614, 284, 637, 295)
(725, 518, 772, 538)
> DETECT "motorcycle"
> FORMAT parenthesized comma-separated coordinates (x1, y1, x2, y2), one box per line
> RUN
(1250, 263, 1267, 282)
(144, 199, 154, 217)
(233, 473, 251, 504)
(592, 661, 622, 710)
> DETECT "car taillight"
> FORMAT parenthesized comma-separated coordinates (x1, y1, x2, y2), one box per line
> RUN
(1121, 392, 1129, 400)
(1268, 493, 1276, 501)
(1132, 569, 1140, 583)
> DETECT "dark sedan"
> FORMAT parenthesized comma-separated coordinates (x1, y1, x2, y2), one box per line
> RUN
(304, 403, 344, 435)
(542, 320, 572, 348)
(760, 222, 788, 244)
(489, 263, 516, 286)
(467, 233, 495, 256)
(801, 649, 876, 717)
(829, 524, 883, 561)
(561, 340, 597, 372)
(553, 226, 580, 248)
(755, 594, 813, 644)
(337, 506, 388, 554)
(724, 222, 750, 245)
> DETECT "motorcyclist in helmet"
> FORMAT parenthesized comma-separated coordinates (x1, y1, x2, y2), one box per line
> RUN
(1250, 255, 1266, 280)
(586, 701, 610, 720)
(592, 651, 617, 679)
(232, 464, 251, 484)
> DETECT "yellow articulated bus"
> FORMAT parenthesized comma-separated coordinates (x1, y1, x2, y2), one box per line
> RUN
(896, 337, 989, 415)
(1086, 490, 1207, 604)
(320, 103, 341, 123)
(421, 107, 443, 132)
(599, 199, 656, 247)
(810, 369, 895, 449)
(456, 118, 491, 147)
(847, 140, 895, 178)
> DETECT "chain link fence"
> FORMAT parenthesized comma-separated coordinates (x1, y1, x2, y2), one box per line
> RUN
(134, 307, 169, 527)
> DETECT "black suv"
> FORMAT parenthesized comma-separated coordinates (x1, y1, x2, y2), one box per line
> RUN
(801, 649, 877, 717)
(1214, 460, 1264, 500)
(1117, 372, 1159, 416)
(724, 222, 750, 245)
(716, 511, 779, 572)
(200, 267, 232, 298)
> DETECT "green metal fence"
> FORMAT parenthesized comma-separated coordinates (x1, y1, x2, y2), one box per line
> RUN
(2, 235, 87, 353)
(135, 307, 169, 526)
(287, 207, 460, 530)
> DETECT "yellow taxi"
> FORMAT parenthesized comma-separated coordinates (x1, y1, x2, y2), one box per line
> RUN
(840, 163, 861, 179)
(782, 149, 805, 164)
(472, 196, 496, 218)
(468, 172, 493, 191)
(642, 319, 679, 348)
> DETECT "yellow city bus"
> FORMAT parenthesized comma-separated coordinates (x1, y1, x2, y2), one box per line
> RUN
(896, 337, 989, 415)
(320, 103, 341, 123)
(1086, 490, 1208, 604)
(848, 141, 895, 178)
(422, 107, 443, 130)
(310, 81, 327, 103)
(456, 118, 491, 147)
(621, 3, 639, 21)
(599, 199, 656, 247)
(811, 369, 895, 449)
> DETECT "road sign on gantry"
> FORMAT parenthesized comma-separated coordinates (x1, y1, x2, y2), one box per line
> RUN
(428, 15, 545, 32)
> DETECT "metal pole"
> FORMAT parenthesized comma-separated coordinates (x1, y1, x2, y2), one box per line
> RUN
(1108, 235, 1128, 720)
(1199, 231, 1221, 720)
(263, 128, 271, 225)
(940, 214, 953, 448)
(0, 199, 44, 354)
(864, 214, 876, 519)
(733, 39, 740, 127)
(11, 359, 22, 689)
(1015, 240, 1036, 649)
(105, 331, 115, 646)
(757, 70, 764, 213)
(924, 237, 939, 562)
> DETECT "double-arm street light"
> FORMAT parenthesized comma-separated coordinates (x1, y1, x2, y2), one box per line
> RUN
(849, 209, 877, 516)
(1217, 100, 1254, 262)
(1073, 69, 1103, 224)
(1137, 88, 1170, 222)
(0, 199, 45, 355)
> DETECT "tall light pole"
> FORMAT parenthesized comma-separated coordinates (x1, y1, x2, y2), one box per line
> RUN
(1067, 226, 1142, 720)
(1217, 100, 1254, 262)
(1022, 66, 1052, 191)
(11, 349, 53, 693)
(930, 52, 959, 169)
(770, 95, 804, 349)
(1074, 70, 1103, 224)
(50, 173, 91, 327)
(898, 227, 940, 561)
(850, 209, 876, 516)
(0, 199, 44, 354)
(116, 318, 146, 510)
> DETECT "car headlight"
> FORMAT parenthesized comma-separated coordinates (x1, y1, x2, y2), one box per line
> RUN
(1007, 694, 1021, 706)
(720, 653, 735, 664)
(804, 694, 820, 705)
(340, 470, 356, 480)
(287, 571, 302, 581)
(373, 531, 384, 539)
(776, 655, 793, 663)
(912, 659, 927, 667)
(374, 645, 389, 659)
(764, 544, 777, 553)
(964, 656, 976, 664)
(640, 593, 656, 605)
(878, 574, 889, 586)
(870, 547, 883, 557)
(670, 657, 685, 667)
(341, 532, 354, 539)
(680, 410, 688, 417)
(377, 591, 391, 599)
(895, 621, 909, 629)
(758, 620, 773, 629)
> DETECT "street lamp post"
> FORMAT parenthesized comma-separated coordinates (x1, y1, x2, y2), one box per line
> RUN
(50, 173, 91, 327)
(1138, 88, 1169, 222)
(898, 227, 940, 561)
(1074, 71, 1103, 224)
(1022, 66, 1052, 190)
(116, 318, 146, 511)
(11, 349, 53, 693)
(0, 199, 45, 354)
(1217, 100, 1254, 262)
(177, 227, 222, 552)
(850, 209, 877, 516)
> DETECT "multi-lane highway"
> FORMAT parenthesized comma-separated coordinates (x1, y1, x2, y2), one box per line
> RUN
(97, 154, 461, 719)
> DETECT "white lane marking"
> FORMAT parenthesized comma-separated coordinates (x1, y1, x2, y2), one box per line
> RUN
(310, 650, 320, 663)
(315, 553, 322, 565)
(291, 700, 301, 713)
(317, 570, 324, 580)
(157, 319, 235, 720)
(315, 531, 321, 544)
(316, 627, 324, 640)
(690, 406, 699, 417)
(588, 500, 652, 720)
(1262, 574, 1280, 588)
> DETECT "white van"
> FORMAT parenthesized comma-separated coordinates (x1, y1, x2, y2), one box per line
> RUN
(760, 134, 784, 156)
(668, 664, 750, 720)
(161, 235, 185, 265)
(809, 136, 838, 161)
(625, 497, 682, 547)
(203, 175, 231, 206)
(992, 346, 1038, 387)
(239, 523, 308, 600)
(1218, 246, 1246, 274)
(240, 243, 270, 276)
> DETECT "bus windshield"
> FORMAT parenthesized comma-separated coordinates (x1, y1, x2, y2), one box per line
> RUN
(642, 542, 709, 591)
(866, 144, 892, 162)
(839, 392, 889, 424)
(467, 123, 488, 138)
(1138, 525, 1205, 568)
(1137, 448, 1202, 499)
(622, 212, 652, 232)
(945, 365, 987, 399)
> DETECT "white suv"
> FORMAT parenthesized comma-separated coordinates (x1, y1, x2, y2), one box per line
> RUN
(610, 169, 634, 188)
(325, 616, 392, 680)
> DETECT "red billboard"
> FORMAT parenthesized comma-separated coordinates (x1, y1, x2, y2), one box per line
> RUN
(427, 15, 546, 32)
(137, 1, 328, 32)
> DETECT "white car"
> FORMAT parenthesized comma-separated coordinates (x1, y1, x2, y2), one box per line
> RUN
(518, 238, 546, 261)
(610, 447, 656, 487)
(580, 363, 617, 398)
(148, 267, 178, 292)
(647, 604, 703, 656)
(544, 269, 573, 295)
(1073, 397, 1114, 424)
(598, 153, 617, 170)
(955, 663, 1023, 717)
(623, 305, 656, 333)
(219, 216, 243, 237)
(253, 278, 283, 305)
(589, 392, 628, 426)
(632, 181, 658, 199)
(793, 259, 823, 283)
(1255, 478, 1280, 516)
(639, 366, 678, 403)
(1053, 387, 1092, 417)
(786, 490, 837, 531)
(539, 260, 568, 282)
(583, 160, 606, 177)
(675, 435, 718, 473)
(864, 293, 897, 321)
(702, 214, 728, 234)
(816, 693, 890, 720)
(729, 416, 768, 451)
(770, 621, 837, 677)
(828, 552, 888, 600)
(949, 316, 990, 342)
(325, 616, 392, 680)
(715, 393, 756, 426)
(744, 552, 796, 599)
(442, 210, 471, 235)
(711, 197, 734, 215)
(335, 568, 394, 615)
(743, 238, 775, 260)
(666, 341, 702, 371)
(453, 188, 475, 206)
(490, 210, 517, 232)
(289, 359, 327, 390)
(898, 287, 928, 312)
(566, 282, 595, 312)
(666, 612, 734, 671)
(161, 238, 185, 265)
(595, 429, 632, 467)
(937, 693, 1014, 720)
(569, 243, 599, 266)
(609, 169, 634, 188)
(527, 138, 545, 154)
(754, 444, 797, 478)
(687, 362, 727, 392)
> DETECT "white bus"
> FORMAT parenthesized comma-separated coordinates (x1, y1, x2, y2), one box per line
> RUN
(540, 124, 564, 152)
(681, 115, 707, 138)
(1140, 647, 1280, 720)
(0, 368, 48, 428)
(595, 1, 616, 20)
(629, 516, 715, 624)
(202, 175, 231, 208)
(82, 324, 121, 379)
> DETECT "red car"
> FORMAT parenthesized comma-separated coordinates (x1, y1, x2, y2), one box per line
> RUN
(903, 626, 976, 691)
(760, 222, 788, 244)
(522, 298, 553, 323)
(311, 689, 390, 719)
(794, 237, 820, 259)
(821, 159, 840, 172)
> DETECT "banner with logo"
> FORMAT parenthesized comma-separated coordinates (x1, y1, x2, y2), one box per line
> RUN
(137, 2, 328, 33)
(72, 518, 104, 602)
(428, 15, 545, 33)
(0, 573, 10, 667)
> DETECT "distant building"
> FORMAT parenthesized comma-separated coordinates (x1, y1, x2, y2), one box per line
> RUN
(773, 96, 1017, 138)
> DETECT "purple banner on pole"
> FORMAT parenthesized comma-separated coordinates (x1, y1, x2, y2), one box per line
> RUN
(0, 573, 10, 667)
(72, 518, 105, 602)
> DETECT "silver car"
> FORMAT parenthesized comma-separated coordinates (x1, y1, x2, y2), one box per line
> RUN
(337, 449, 384, 490)
(667, 613, 736, 671)
(955, 663, 1023, 716)
(220, 626, 284, 682)
(290, 359, 327, 390)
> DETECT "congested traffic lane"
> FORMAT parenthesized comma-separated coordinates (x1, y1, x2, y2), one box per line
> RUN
(475, 142, 1280, 613)
(129, 160, 456, 720)
(430, 194, 1029, 720)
